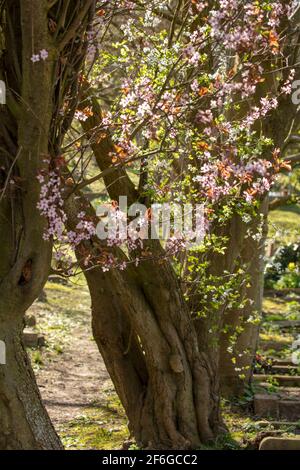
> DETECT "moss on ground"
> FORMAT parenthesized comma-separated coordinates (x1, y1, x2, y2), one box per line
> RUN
(60, 394, 129, 450)
(268, 205, 300, 244)
(263, 297, 290, 317)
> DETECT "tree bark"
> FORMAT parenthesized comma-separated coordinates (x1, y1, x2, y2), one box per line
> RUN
(218, 199, 268, 396)
(0, 0, 63, 449)
(0, 0, 95, 449)
(65, 82, 230, 447)
(190, 213, 248, 399)
(64, 190, 224, 449)
(88, 260, 221, 448)
(0, 317, 61, 449)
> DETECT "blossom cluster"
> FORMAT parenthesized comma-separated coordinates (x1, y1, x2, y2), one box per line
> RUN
(37, 1, 296, 273)
(92, 0, 291, 215)
(31, 49, 49, 63)
(37, 168, 96, 273)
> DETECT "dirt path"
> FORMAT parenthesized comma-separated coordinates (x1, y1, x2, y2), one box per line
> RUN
(36, 324, 111, 429)
(27, 281, 128, 449)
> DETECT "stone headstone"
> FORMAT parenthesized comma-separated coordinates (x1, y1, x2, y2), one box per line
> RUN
(254, 393, 279, 418)
(260, 437, 300, 450)
(23, 331, 46, 348)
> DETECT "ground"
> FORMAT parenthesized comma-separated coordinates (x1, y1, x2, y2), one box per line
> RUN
(23, 205, 300, 450)
(268, 204, 300, 244)
(25, 278, 300, 450)
(26, 279, 129, 450)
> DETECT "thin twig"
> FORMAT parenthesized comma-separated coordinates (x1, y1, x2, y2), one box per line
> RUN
(0, 147, 22, 202)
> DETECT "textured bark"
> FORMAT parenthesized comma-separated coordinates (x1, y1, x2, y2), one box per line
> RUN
(0, 0, 62, 449)
(218, 199, 269, 396)
(88, 259, 221, 448)
(191, 200, 268, 398)
(64, 91, 227, 447)
(0, 0, 95, 449)
(0, 318, 61, 449)
(191, 213, 248, 401)
(64, 188, 223, 449)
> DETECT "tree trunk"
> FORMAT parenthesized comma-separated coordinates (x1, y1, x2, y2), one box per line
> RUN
(0, 0, 59, 449)
(0, 317, 61, 449)
(0, 0, 95, 449)
(219, 199, 268, 396)
(191, 201, 267, 398)
(67, 85, 228, 448)
(191, 213, 248, 402)
(192, 201, 268, 398)
(64, 191, 223, 449)
(87, 260, 221, 448)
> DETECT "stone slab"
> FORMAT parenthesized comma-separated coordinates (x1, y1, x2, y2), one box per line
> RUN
(254, 374, 300, 387)
(23, 331, 45, 348)
(254, 393, 300, 421)
(259, 437, 300, 450)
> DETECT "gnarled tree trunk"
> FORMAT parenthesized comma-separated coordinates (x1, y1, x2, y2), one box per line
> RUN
(191, 212, 248, 401)
(218, 199, 268, 396)
(0, 0, 95, 448)
(64, 186, 224, 449)
(0, 0, 62, 449)
(0, 318, 61, 449)
(65, 90, 227, 447)
(88, 259, 222, 448)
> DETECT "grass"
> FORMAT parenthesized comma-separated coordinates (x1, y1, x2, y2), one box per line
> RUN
(259, 332, 293, 344)
(60, 393, 128, 450)
(258, 327, 293, 358)
(200, 400, 300, 450)
(28, 279, 92, 358)
(263, 297, 290, 317)
(268, 204, 300, 244)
